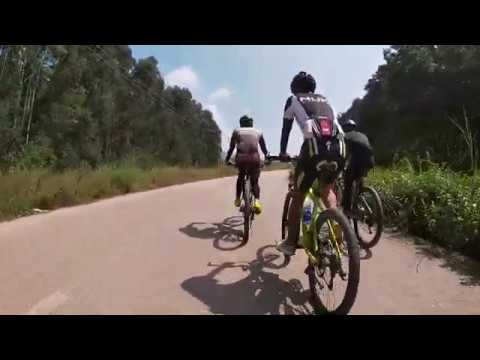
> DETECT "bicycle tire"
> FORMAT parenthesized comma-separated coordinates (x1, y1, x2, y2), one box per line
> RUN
(242, 178, 251, 244)
(353, 185, 384, 249)
(281, 192, 292, 241)
(334, 176, 344, 207)
(308, 208, 360, 315)
(279, 191, 293, 266)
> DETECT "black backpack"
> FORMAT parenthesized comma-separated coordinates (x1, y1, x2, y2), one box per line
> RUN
(296, 93, 337, 139)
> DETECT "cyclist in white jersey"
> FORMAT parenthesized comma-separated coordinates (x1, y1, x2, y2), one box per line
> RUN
(225, 115, 270, 215)
(277, 72, 346, 256)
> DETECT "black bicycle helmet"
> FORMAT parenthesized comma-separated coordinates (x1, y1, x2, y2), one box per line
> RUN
(290, 71, 316, 94)
(239, 115, 253, 127)
(342, 119, 357, 132)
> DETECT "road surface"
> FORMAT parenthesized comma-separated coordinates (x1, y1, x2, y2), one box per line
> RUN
(1, 170, 479, 315)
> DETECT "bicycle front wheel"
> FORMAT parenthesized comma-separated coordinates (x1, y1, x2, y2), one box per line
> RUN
(308, 208, 360, 315)
(353, 186, 384, 249)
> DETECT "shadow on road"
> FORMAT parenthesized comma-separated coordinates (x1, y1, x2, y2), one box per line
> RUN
(410, 236, 480, 287)
(360, 248, 373, 260)
(179, 216, 246, 251)
(180, 245, 312, 315)
(352, 224, 375, 261)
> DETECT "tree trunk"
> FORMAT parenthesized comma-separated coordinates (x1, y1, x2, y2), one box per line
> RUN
(0, 46, 9, 80)
(25, 86, 37, 145)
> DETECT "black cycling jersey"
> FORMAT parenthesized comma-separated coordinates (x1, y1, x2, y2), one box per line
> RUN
(344, 130, 374, 167)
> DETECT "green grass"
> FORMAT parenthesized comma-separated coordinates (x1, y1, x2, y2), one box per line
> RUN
(367, 165, 480, 260)
(0, 163, 289, 222)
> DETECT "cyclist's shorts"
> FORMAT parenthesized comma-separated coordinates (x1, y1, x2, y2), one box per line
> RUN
(236, 157, 261, 178)
(294, 137, 346, 193)
(235, 152, 260, 167)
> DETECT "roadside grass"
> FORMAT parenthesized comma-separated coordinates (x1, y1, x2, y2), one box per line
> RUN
(367, 165, 480, 260)
(0, 162, 289, 222)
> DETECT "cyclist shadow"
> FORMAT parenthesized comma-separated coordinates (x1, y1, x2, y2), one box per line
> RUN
(180, 245, 312, 315)
(360, 248, 373, 260)
(179, 216, 246, 251)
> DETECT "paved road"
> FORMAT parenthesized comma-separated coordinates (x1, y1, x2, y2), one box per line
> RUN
(1, 170, 480, 315)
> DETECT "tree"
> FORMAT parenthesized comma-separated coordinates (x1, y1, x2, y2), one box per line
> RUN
(341, 45, 480, 171)
(0, 45, 222, 171)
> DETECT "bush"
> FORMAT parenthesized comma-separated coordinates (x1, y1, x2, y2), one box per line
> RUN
(368, 165, 480, 260)
(32, 170, 80, 209)
(76, 168, 112, 200)
(109, 167, 143, 194)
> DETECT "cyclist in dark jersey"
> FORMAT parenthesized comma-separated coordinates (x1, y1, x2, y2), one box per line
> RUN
(225, 115, 270, 215)
(341, 119, 375, 217)
(277, 72, 346, 256)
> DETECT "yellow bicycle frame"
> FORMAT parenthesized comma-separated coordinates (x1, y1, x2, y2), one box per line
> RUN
(301, 186, 344, 266)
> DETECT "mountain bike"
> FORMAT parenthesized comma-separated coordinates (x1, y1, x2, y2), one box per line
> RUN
(336, 172, 384, 249)
(227, 162, 257, 244)
(268, 155, 360, 315)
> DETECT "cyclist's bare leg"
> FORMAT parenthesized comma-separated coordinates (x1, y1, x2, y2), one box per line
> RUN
(286, 190, 305, 240)
(235, 167, 247, 207)
(320, 183, 337, 209)
(250, 165, 263, 213)
(236, 168, 246, 199)
(277, 166, 313, 256)
(278, 141, 318, 256)
(250, 165, 261, 199)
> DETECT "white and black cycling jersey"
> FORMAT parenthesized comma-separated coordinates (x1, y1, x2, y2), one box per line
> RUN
(225, 127, 269, 164)
(231, 127, 265, 155)
(283, 94, 344, 139)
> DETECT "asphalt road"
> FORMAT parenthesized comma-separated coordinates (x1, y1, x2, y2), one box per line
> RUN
(1, 170, 479, 315)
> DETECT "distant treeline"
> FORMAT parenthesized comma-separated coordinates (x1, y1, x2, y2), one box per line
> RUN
(340, 45, 480, 173)
(0, 45, 221, 172)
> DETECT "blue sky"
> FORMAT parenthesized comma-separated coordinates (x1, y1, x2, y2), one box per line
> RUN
(130, 45, 387, 154)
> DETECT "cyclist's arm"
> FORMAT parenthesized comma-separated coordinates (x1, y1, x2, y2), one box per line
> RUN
(280, 118, 293, 154)
(259, 134, 269, 157)
(330, 104, 344, 136)
(225, 131, 236, 162)
(281, 97, 295, 154)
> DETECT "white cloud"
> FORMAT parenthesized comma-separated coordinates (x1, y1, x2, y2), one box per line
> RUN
(205, 104, 221, 123)
(208, 87, 232, 102)
(205, 103, 231, 151)
(165, 66, 199, 90)
(163, 66, 234, 150)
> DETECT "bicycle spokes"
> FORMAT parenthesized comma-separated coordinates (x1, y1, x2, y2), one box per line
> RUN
(309, 216, 355, 313)
(317, 220, 348, 281)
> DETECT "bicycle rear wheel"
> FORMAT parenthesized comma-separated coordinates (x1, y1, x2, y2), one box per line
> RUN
(308, 208, 360, 315)
(281, 191, 292, 242)
(353, 185, 384, 249)
(242, 179, 252, 244)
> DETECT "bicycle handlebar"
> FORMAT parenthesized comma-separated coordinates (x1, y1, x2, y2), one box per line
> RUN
(266, 155, 299, 163)
(225, 155, 297, 167)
